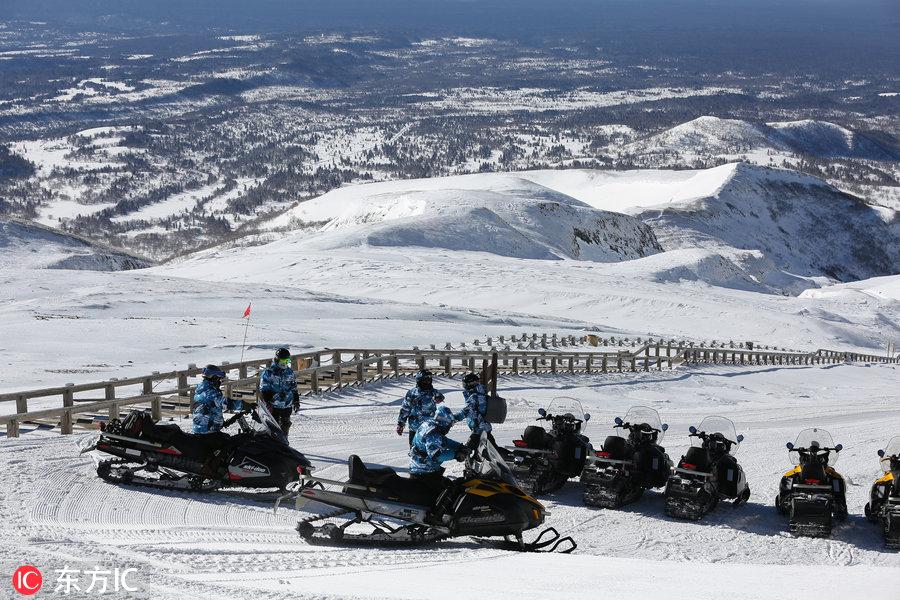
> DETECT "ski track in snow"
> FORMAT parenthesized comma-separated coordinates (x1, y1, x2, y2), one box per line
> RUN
(2, 365, 899, 599)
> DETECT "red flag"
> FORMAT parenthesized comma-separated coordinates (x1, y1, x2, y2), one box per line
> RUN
(242, 303, 252, 318)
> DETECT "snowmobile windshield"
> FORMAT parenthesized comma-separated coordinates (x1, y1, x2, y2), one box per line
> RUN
(471, 432, 518, 486)
(618, 406, 665, 442)
(880, 437, 900, 473)
(693, 416, 740, 454)
(791, 428, 837, 466)
(254, 400, 289, 446)
(546, 397, 587, 431)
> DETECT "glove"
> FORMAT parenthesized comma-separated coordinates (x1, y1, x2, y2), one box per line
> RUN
(292, 401, 300, 414)
(455, 447, 471, 462)
(435, 392, 445, 403)
(396, 423, 405, 436)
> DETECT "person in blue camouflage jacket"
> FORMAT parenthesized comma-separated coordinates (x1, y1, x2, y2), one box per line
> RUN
(259, 347, 300, 436)
(409, 406, 465, 475)
(409, 405, 471, 523)
(192, 365, 242, 434)
(457, 373, 501, 451)
(396, 370, 445, 446)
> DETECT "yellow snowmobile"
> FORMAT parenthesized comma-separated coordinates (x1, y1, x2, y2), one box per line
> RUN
(865, 437, 900, 548)
(775, 428, 847, 537)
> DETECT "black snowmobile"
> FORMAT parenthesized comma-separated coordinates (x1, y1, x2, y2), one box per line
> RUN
(775, 428, 846, 538)
(865, 437, 900, 548)
(504, 397, 592, 496)
(664, 416, 750, 520)
(278, 432, 576, 553)
(83, 401, 312, 492)
(581, 406, 672, 508)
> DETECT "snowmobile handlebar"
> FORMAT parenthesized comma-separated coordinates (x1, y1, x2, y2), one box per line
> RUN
(537, 408, 589, 423)
(786, 442, 842, 454)
(537, 413, 582, 423)
(688, 429, 743, 447)
(614, 420, 667, 434)
(223, 408, 258, 431)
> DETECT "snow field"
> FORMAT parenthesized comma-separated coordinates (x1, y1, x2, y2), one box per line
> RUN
(1, 364, 898, 599)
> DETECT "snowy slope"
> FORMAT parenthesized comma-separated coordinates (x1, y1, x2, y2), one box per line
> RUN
(0, 218, 152, 271)
(635, 116, 782, 155)
(634, 163, 900, 282)
(254, 163, 899, 291)
(768, 120, 898, 160)
(629, 116, 898, 161)
(267, 176, 661, 262)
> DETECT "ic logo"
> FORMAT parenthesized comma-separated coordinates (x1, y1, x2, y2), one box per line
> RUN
(12, 565, 42, 596)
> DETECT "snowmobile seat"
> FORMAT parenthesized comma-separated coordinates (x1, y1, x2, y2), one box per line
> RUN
(348, 455, 397, 487)
(143, 423, 231, 457)
(682, 446, 710, 471)
(523, 425, 549, 449)
(602, 435, 632, 460)
(346, 456, 443, 506)
(801, 461, 827, 482)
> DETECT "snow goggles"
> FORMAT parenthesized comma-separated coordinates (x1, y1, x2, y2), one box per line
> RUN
(278, 358, 290, 367)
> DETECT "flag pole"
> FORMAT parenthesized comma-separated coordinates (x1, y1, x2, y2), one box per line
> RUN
(240, 303, 252, 364)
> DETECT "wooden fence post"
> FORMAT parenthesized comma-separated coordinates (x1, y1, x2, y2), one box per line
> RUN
(177, 370, 189, 397)
(311, 368, 319, 394)
(105, 382, 118, 422)
(61, 384, 74, 435)
(16, 394, 27, 414)
(151, 395, 162, 420)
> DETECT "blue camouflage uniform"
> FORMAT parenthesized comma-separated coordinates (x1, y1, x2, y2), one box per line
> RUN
(397, 387, 444, 432)
(192, 379, 240, 434)
(259, 362, 297, 409)
(410, 417, 463, 475)
(456, 383, 492, 435)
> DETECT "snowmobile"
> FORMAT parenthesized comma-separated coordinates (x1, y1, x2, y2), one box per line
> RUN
(83, 400, 312, 492)
(664, 416, 750, 520)
(865, 437, 900, 548)
(581, 406, 672, 508)
(504, 397, 592, 496)
(775, 428, 846, 538)
(277, 432, 576, 553)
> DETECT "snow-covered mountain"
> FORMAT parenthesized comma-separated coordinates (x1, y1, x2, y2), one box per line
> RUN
(632, 163, 900, 283)
(266, 175, 662, 262)
(0, 218, 152, 271)
(629, 116, 898, 161)
(250, 164, 898, 293)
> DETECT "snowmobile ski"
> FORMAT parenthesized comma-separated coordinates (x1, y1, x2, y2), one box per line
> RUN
(472, 527, 577, 553)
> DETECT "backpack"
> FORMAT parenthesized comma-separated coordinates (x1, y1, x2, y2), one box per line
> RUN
(484, 394, 507, 424)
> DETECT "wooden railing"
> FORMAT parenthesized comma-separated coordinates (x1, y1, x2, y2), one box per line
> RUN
(0, 332, 895, 438)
